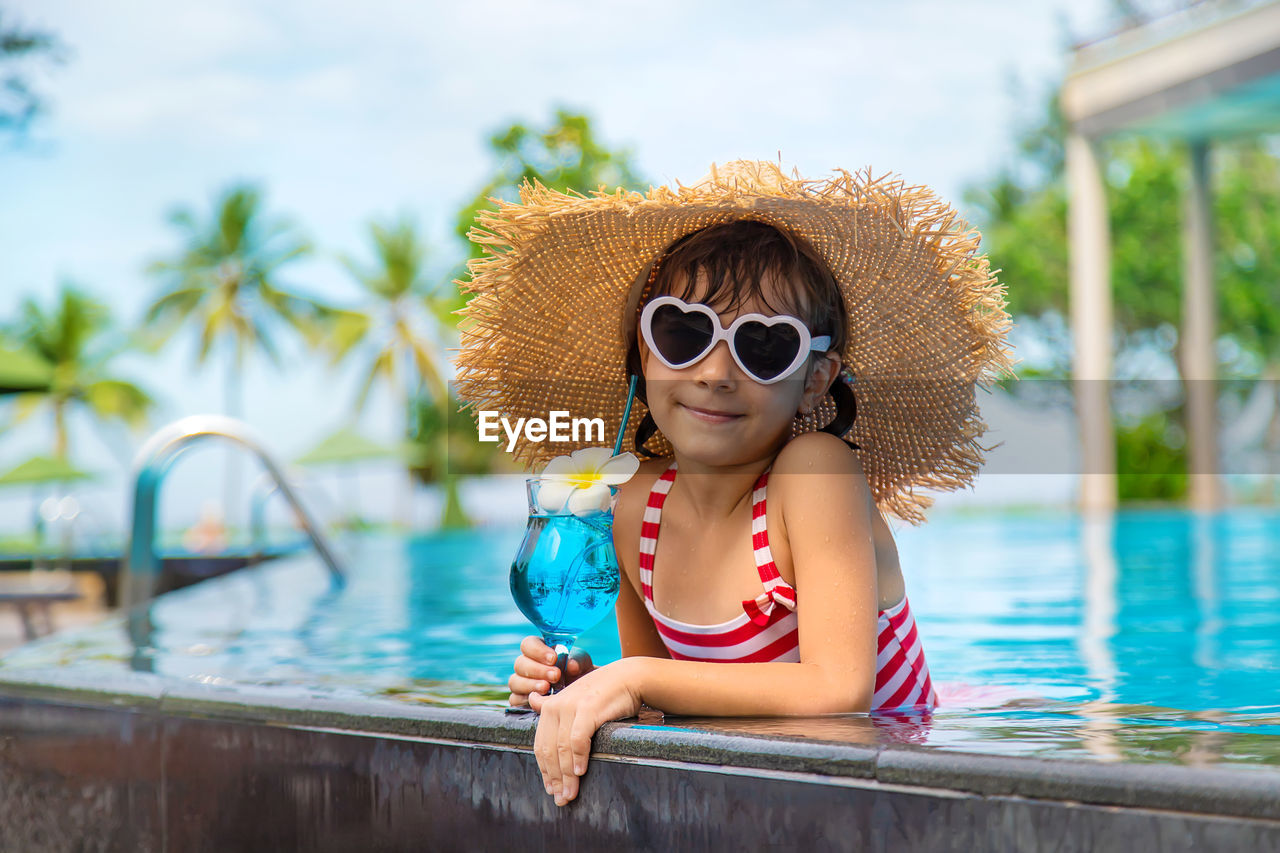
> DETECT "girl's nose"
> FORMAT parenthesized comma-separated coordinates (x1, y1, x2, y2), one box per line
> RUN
(690, 339, 738, 390)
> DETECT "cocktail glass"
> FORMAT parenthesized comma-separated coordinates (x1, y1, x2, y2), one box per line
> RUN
(510, 477, 620, 693)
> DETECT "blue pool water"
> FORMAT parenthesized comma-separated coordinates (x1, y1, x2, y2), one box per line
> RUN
(6, 509, 1280, 754)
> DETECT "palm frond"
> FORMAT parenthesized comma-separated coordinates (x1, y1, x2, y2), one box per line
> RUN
(319, 307, 373, 365)
(10, 392, 44, 423)
(409, 337, 448, 402)
(84, 379, 155, 427)
(353, 347, 396, 415)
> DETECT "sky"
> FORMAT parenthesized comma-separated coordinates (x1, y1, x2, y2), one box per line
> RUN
(0, 0, 1113, 536)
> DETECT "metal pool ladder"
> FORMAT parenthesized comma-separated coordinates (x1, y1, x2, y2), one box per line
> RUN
(121, 415, 345, 609)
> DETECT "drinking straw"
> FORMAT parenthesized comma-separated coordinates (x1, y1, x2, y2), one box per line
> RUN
(613, 375, 638, 457)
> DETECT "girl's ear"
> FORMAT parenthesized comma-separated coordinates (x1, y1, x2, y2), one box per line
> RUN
(800, 353, 841, 413)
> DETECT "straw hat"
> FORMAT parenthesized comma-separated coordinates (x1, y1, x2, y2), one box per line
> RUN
(454, 161, 1015, 523)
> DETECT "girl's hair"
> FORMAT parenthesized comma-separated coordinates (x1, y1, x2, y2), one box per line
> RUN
(622, 220, 858, 457)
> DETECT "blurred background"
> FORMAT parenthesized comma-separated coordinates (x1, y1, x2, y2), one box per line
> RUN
(2, 0, 1279, 637)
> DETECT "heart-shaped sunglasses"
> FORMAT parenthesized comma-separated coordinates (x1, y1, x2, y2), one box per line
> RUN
(639, 295, 831, 385)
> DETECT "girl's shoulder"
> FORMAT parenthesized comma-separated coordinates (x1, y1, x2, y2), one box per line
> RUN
(772, 431, 867, 479)
(614, 456, 673, 522)
(768, 433, 874, 525)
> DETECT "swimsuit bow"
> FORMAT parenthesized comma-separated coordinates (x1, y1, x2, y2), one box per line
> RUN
(741, 579, 798, 627)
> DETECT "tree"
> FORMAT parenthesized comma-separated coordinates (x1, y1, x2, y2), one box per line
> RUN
(144, 183, 327, 418)
(0, 12, 63, 141)
(454, 108, 646, 268)
(143, 183, 330, 516)
(965, 87, 1280, 501)
(7, 284, 154, 458)
(326, 214, 461, 525)
(328, 214, 449, 414)
(404, 109, 647, 526)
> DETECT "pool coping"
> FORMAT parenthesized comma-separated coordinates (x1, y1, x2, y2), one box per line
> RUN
(0, 666, 1276, 823)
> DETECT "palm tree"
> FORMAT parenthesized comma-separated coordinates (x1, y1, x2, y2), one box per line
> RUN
(144, 183, 328, 517)
(331, 214, 450, 415)
(7, 283, 153, 458)
(144, 183, 325, 414)
(329, 214, 461, 525)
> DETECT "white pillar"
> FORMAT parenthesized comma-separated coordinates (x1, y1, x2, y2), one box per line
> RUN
(1067, 133, 1117, 512)
(1182, 141, 1222, 511)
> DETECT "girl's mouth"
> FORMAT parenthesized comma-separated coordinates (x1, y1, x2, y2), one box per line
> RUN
(679, 403, 743, 424)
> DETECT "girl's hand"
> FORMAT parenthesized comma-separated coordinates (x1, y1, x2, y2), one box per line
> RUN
(508, 636, 594, 707)
(529, 658, 643, 806)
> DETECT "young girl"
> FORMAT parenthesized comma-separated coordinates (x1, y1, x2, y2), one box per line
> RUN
(455, 162, 1012, 808)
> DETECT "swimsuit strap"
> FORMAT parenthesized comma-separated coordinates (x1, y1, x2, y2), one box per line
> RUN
(637, 461, 678, 605)
(747, 468, 793, 622)
(638, 460, 798, 626)
(745, 470, 798, 625)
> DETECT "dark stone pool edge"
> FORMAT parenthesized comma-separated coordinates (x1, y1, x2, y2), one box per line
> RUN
(0, 668, 1276, 826)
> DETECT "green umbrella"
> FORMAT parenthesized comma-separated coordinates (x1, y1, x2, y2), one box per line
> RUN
(0, 346, 53, 394)
(0, 455, 94, 487)
(0, 455, 96, 556)
(294, 426, 398, 468)
(295, 427, 403, 529)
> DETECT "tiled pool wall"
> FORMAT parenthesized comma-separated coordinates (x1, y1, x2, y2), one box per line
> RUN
(0, 676, 1276, 851)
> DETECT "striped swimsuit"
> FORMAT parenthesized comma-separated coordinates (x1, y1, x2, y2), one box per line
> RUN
(639, 461, 938, 711)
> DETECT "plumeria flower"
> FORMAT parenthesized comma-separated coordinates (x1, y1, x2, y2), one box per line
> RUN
(537, 447, 640, 517)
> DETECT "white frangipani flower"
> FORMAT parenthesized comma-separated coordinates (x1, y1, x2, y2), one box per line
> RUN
(536, 447, 640, 516)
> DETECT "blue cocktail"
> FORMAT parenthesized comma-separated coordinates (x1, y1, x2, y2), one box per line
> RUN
(510, 478, 620, 690)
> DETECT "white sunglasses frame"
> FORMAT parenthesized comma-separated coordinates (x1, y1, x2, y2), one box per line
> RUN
(639, 295, 832, 385)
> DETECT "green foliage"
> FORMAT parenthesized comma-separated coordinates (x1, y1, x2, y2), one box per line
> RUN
(143, 183, 328, 413)
(1116, 411, 1188, 502)
(5, 283, 154, 457)
(332, 213, 493, 527)
(393, 109, 643, 525)
(0, 12, 63, 138)
(406, 393, 511, 529)
(453, 108, 645, 268)
(965, 83, 1280, 503)
(408, 393, 509, 482)
(331, 214, 453, 417)
(1214, 144, 1280, 365)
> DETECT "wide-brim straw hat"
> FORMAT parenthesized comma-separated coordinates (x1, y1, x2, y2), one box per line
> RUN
(454, 161, 1015, 523)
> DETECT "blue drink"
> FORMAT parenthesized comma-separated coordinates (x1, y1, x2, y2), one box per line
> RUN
(510, 513, 620, 649)
(509, 477, 620, 693)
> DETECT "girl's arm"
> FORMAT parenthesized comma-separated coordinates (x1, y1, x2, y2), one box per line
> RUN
(614, 568, 672, 659)
(531, 432, 878, 805)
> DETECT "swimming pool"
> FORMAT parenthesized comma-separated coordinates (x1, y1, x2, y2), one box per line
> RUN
(4, 509, 1279, 762)
(2, 509, 1278, 847)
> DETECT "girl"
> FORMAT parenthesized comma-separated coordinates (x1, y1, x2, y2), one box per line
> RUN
(455, 162, 1013, 808)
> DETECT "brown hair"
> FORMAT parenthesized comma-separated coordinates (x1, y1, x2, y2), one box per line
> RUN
(622, 220, 857, 455)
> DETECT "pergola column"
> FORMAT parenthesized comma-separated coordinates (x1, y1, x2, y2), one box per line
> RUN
(1067, 132, 1117, 512)
(1182, 141, 1222, 510)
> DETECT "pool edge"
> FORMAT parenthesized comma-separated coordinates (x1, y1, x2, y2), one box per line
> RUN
(0, 668, 1276, 824)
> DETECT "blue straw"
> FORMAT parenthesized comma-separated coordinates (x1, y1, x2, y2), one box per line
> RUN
(613, 375, 638, 456)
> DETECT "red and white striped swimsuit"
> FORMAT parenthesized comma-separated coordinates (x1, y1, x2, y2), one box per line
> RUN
(639, 461, 938, 711)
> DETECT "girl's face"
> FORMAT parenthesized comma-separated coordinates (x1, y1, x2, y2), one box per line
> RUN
(639, 268, 841, 468)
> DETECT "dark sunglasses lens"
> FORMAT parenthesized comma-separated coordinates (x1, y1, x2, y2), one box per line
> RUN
(651, 304, 714, 365)
(736, 322, 802, 381)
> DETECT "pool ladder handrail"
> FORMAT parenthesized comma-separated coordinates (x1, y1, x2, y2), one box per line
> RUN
(248, 471, 341, 563)
(121, 415, 345, 610)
